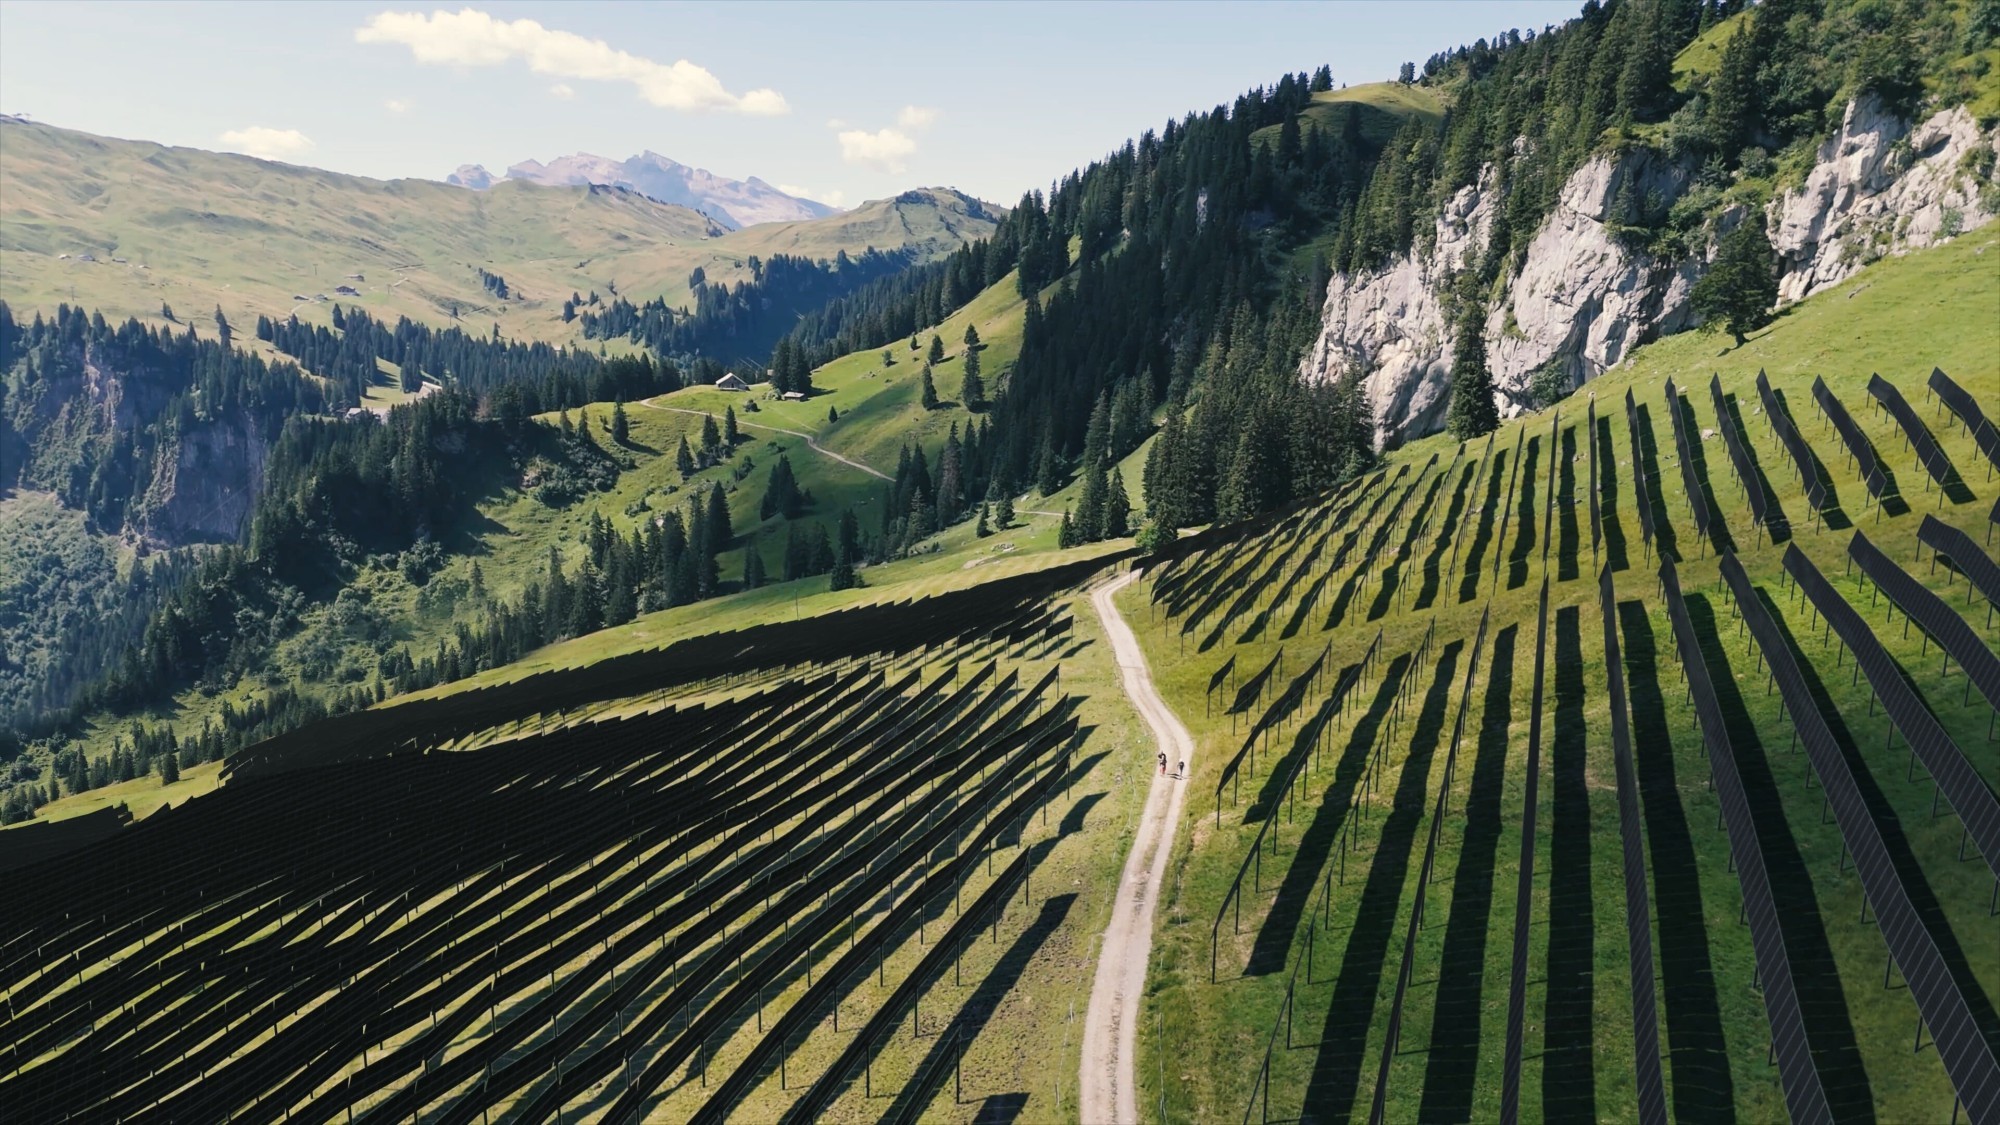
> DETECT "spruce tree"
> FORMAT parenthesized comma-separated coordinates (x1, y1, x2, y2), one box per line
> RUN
(1445, 310, 1499, 439)
(706, 482, 731, 548)
(742, 540, 766, 589)
(611, 399, 630, 445)
(975, 502, 993, 537)
(724, 405, 739, 445)
(995, 493, 1015, 529)
(1691, 213, 1778, 346)
(828, 405, 839, 424)
(676, 435, 696, 479)
(963, 323, 981, 348)
(701, 413, 721, 453)
(1104, 468, 1132, 538)
(921, 365, 940, 410)
(961, 347, 985, 411)
(1058, 509, 1079, 548)
(928, 335, 946, 364)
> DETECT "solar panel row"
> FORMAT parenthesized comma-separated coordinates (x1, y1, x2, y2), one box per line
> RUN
(1917, 514, 2000, 615)
(1757, 370, 1829, 511)
(1665, 378, 1714, 540)
(1722, 553, 2000, 1124)
(1499, 578, 1551, 1125)
(1927, 367, 1999, 474)
(1848, 530, 2000, 712)
(1713, 374, 1775, 532)
(1598, 566, 1669, 1125)
(1589, 397, 1603, 562)
(1870, 373, 1957, 489)
(1781, 544, 2000, 881)
(1658, 558, 1833, 1125)
(1812, 376, 1893, 503)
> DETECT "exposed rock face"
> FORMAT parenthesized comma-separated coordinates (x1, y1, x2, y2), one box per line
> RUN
(134, 416, 267, 547)
(1304, 96, 1999, 448)
(1771, 96, 1999, 303)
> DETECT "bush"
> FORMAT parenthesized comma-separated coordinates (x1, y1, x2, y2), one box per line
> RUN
(1135, 522, 1177, 554)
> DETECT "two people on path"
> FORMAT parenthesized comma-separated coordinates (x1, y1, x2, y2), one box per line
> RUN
(1158, 752, 1186, 779)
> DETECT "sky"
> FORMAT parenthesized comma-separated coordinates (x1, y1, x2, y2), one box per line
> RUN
(0, 0, 1582, 210)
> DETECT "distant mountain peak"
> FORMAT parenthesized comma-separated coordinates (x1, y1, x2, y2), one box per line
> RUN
(445, 150, 839, 230)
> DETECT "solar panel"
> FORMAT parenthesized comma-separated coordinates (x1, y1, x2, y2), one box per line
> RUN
(1626, 389, 1658, 551)
(1712, 374, 1774, 532)
(1589, 397, 1602, 565)
(1870, 373, 1958, 490)
(1598, 566, 1668, 1125)
(1848, 530, 2000, 712)
(1928, 367, 2000, 474)
(1499, 578, 1551, 1125)
(1917, 515, 2000, 618)
(1721, 553, 2000, 1123)
(1782, 544, 2000, 881)
(1757, 370, 1828, 511)
(1664, 379, 1713, 542)
(1812, 376, 1893, 503)
(1658, 558, 1832, 1124)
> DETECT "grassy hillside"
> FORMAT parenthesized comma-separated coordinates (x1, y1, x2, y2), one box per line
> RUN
(1252, 81, 1448, 150)
(0, 119, 999, 349)
(1130, 225, 2000, 1123)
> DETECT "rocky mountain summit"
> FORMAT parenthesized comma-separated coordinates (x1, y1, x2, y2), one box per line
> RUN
(446, 151, 838, 230)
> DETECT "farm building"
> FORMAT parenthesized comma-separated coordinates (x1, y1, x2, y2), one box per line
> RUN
(714, 373, 750, 392)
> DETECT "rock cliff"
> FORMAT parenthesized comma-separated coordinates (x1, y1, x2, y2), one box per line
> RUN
(1304, 95, 1999, 448)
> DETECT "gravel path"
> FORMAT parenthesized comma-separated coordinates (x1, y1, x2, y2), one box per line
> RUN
(638, 400, 891, 480)
(1080, 569, 1195, 1124)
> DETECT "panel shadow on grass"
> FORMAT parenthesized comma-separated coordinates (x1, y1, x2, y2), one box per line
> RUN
(1685, 594, 1875, 1123)
(1414, 462, 1476, 612)
(1460, 450, 1508, 604)
(1633, 404, 1680, 562)
(1507, 434, 1542, 590)
(1418, 624, 1519, 1122)
(1296, 645, 1461, 1120)
(1542, 605, 1596, 1121)
(1615, 601, 1734, 1122)
(1596, 417, 1631, 573)
(1557, 425, 1582, 583)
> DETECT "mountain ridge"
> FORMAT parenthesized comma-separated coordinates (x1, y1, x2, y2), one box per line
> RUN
(447, 149, 841, 230)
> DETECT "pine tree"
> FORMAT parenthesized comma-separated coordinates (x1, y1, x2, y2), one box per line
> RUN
(961, 346, 985, 411)
(676, 435, 696, 478)
(1104, 468, 1132, 538)
(160, 749, 179, 785)
(928, 335, 946, 364)
(1445, 310, 1499, 439)
(161, 302, 176, 323)
(1691, 213, 1778, 346)
(828, 405, 839, 424)
(995, 494, 1015, 530)
(921, 365, 940, 410)
(706, 482, 732, 548)
(829, 508, 861, 590)
(963, 323, 981, 348)
(701, 413, 721, 454)
(611, 399, 630, 445)
(1057, 509, 1079, 548)
(975, 502, 993, 537)
(742, 539, 766, 589)
(724, 405, 739, 445)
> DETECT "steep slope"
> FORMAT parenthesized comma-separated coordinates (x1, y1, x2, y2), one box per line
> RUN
(451, 150, 839, 230)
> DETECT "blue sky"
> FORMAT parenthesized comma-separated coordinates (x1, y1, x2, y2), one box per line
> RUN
(1, 1, 1581, 208)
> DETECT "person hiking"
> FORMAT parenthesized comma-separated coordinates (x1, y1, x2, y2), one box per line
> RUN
(1177, 760, 1186, 779)
(1158, 751, 1167, 775)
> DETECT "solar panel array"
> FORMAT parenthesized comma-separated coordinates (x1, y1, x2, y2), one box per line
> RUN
(1598, 565, 1669, 1125)
(1782, 544, 2000, 880)
(1498, 578, 1551, 1125)
(1927, 367, 1999, 473)
(1757, 369, 1829, 511)
(1659, 557, 1833, 1124)
(1626, 389, 1659, 551)
(1848, 530, 2000, 711)
(1812, 376, 1893, 503)
(1918, 514, 2000, 613)
(1870, 372, 1957, 489)
(1713, 374, 1775, 532)
(1722, 553, 2000, 1123)
(1665, 378, 1714, 542)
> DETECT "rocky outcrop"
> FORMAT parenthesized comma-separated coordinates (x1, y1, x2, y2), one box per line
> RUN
(1771, 95, 1999, 303)
(133, 417, 267, 547)
(1305, 96, 2000, 448)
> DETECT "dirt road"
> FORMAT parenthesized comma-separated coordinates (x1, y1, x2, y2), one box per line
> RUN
(638, 400, 890, 481)
(1080, 568, 1195, 1124)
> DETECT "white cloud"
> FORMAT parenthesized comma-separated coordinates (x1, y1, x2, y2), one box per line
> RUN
(778, 183, 847, 209)
(217, 126, 316, 161)
(548, 82, 575, 99)
(896, 105, 939, 130)
(824, 117, 847, 129)
(356, 8, 788, 115)
(383, 97, 412, 113)
(836, 127, 917, 174)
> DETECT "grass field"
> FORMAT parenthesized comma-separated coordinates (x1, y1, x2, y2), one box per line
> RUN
(1124, 227, 2000, 1123)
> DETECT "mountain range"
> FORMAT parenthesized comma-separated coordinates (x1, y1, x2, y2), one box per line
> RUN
(446, 151, 839, 230)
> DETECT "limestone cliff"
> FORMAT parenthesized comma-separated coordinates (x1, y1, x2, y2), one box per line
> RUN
(1303, 95, 1999, 448)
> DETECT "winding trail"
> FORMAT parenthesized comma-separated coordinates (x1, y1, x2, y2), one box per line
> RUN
(1081, 569, 1196, 1124)
(638, 400, 891, 480)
